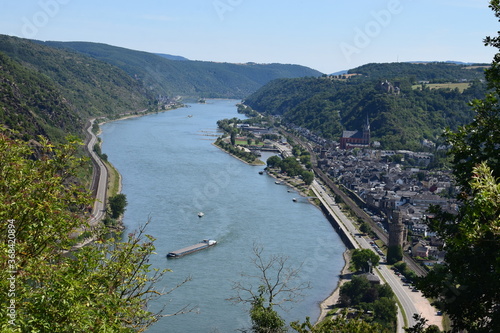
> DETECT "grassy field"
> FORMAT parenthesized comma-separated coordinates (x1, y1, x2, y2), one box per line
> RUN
(235, 139, 264, 146)
(412, 82, 470, 92)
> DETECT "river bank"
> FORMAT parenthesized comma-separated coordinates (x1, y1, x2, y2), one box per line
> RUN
(316, 250, 352, 324)
(98, 99, 346, 331)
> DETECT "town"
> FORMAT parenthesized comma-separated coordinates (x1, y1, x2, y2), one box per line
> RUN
(223, 106, 456, 269)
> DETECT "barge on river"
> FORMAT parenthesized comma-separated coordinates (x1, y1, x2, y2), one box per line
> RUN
(166, 239, 217, 258)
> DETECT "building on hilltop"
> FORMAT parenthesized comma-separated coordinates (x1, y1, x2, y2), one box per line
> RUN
(340, 116, 370, 149)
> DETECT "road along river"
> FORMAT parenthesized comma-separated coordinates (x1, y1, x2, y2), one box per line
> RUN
(99, 100, 346, 332)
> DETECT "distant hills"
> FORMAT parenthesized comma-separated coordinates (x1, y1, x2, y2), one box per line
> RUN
(154, 53, 190, 61)
(38, 40, 322, 99)
(0, 34, 321, 141)
(0, 33, 490, 149)
(244, 62, 488, 151)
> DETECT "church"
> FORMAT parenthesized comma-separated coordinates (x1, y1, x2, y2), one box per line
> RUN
(339, 117, 371, 149)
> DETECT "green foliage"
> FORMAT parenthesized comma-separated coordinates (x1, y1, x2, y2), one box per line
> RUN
(360, 222, 371, 234)
(416, 3, 500, 331)
(337, 276, 396, 330)
(108, 193, 128, 219)
(250, 291, 287, 333)
(0, 134, 173, 332)
(338, 276, 394, 307)
(0, 52, 82, 142)
(291, 312, 389, 333)
(349, 62, 487, 83)
(244, 69, 487, 150)
(351, 249, 380, 272)
(266, 155, 282, 168)
(405, 314, 442, 333)
(0, 35, 149, 121)
(386, 245, 403, 265)
(40, 40, 322, 99)
(267, 156, 314, 185)
(215, 138, 260, 164)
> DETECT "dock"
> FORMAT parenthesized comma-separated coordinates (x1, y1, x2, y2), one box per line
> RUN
(167, 239, 217, 258)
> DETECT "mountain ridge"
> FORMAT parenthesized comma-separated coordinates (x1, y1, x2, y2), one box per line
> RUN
(38, 40, 322, 99)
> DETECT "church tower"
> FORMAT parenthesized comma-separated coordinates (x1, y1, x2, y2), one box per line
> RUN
(362, 115, 370, 145)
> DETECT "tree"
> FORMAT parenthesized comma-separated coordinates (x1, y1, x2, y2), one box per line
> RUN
(338, 275, 372, 307)
(416, 3, 500, 332)
(228, 245, 310, 332)
(231, 131, 236, 145)
(266, 155, 282, 168)
(301, 170, 314, 185)
(405, 314, 441, 333)
(359, 222, 371, 234)
(351, 249, 380, 273)
(250, 289, 287, 333)
(291, 312, 388, 333)
(108, 193, 128, 218)
(386, 245, 403, 265)
(0, 134, 187, 332)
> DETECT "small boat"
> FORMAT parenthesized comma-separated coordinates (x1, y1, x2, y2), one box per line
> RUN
(275, 181, 281, 185)
(167, 239, 217, 258)
(198, 212, 204, 217)
(259, 171, 264, 175)
(292, 198, 297, 202)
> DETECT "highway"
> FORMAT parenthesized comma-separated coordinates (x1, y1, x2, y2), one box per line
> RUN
(311, 180, 418, 331)
(86, 119, 108, 226)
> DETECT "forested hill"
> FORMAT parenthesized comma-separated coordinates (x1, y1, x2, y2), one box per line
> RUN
(349, 62, 488, 82)
(0, 52, 82, 141)
(40, 41, 322, 99)
(244, 64, 488, 150)
(0, 35, 150, 141)
(0, 33, 320, 141)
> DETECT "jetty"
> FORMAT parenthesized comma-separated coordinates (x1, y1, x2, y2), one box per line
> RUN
(167, 239, 217, 258)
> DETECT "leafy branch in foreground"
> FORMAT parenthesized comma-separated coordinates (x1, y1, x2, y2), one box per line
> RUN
(0, 133, 189, 332)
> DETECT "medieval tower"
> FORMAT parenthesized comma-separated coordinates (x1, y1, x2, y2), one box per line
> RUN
(387, 209, 405, 263)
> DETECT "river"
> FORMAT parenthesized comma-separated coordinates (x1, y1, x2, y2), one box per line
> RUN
(99, 99, 346, 332)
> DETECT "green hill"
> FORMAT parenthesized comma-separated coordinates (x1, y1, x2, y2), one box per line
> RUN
(40, 41, 322, 98)
(244, 65, 488, 150)
(0, 52, 81, 141)
(349, 62, 488, 82)
(0, 35, 150, 121)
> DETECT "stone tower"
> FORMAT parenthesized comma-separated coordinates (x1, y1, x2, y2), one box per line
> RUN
(387, 209, 405, 264)
(388, 210, 405, 248)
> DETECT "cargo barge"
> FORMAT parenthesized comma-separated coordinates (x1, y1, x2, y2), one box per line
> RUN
(166, 239, 217, 258)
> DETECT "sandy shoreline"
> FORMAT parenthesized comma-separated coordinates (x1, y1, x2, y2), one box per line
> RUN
(316, 250, 351, 324)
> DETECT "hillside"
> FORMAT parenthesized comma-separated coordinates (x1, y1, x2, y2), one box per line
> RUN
(0, 35, 150, 122)
(0, 52, 81, 141)
(349, 62, 488, 82)
(244, 64, 488, 150)
(40, 41, 322, 98)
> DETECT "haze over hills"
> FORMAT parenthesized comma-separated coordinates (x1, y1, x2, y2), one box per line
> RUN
(39, 40, 323, 99)
(0, 33, 321, 140)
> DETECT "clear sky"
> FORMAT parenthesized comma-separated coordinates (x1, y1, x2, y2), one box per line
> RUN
(0, 0, 498, 73)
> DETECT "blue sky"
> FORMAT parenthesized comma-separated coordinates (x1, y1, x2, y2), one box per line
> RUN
(0, 0, 498, 73)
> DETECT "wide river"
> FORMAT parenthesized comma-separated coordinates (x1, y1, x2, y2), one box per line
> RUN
(100, 100, 346, 332)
